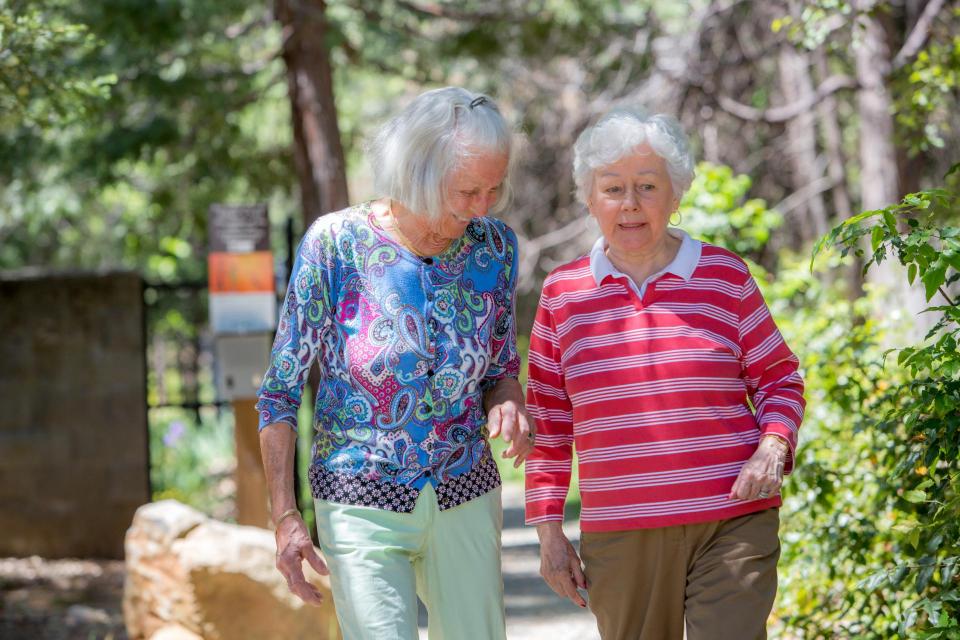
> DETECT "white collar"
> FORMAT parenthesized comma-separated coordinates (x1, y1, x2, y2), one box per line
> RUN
(589, 228, 702, 287)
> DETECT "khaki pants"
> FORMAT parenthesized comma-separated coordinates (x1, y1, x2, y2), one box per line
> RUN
(580, 508, 780, 640)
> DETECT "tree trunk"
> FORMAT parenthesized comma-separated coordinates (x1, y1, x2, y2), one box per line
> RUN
(274, 0, 350, 228)
(814, 50, 861, 300)
(778, 44, 829, 242)
(855, 5, 931, 339)
(814, 51, 853, 224)
(855, 12, 899, 210)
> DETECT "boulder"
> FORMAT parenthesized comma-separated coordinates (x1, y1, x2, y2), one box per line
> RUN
(123, 500, 340, 640)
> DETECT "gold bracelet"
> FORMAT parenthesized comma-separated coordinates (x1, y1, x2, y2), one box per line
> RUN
(761, 435, 789, 453)
(274, 508, 301, 528)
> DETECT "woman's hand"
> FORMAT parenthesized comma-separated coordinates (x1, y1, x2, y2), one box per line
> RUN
(536, 523, 587, 608)
(729, 435, 789, 501)
(274, 514, 329, 606)
(484, 378, 536, 468)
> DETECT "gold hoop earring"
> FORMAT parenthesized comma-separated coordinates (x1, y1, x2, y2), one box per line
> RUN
(670, 211, 683, 226)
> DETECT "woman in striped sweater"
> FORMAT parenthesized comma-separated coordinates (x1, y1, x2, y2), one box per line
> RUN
(524, 108, 805, 640)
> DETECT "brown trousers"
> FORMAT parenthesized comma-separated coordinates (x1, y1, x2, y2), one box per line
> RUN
(579, 508, 780, 640)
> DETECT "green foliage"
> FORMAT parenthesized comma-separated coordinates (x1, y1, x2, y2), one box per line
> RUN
(798, 164, 960, 637)
(676, 159, 960, 636)
(680, 162, 783, 260)
(894, 36, 960, 152)
(0, 0, 116, 129)
(0, 0, 294, 282)
(150, 408, 236, 520)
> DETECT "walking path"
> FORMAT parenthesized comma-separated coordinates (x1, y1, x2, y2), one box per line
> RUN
(419, 483, 599, 640)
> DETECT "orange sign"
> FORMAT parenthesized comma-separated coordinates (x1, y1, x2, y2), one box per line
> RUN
(208, 251, 274, 293)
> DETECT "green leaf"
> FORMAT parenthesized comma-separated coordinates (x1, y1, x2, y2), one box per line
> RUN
(922, 264, 949, 301)
(871, 225, 885, 251)
(883, 211, 898, 230)
(909, 262, 918, 285)
(916, 563, 936, 593)
(904, 489, 928, 503)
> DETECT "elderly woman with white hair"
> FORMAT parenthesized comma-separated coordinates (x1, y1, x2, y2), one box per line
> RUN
(524, 107, 805, 640)
(257, 86, 533, 640)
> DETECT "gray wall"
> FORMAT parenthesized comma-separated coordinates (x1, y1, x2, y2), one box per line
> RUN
(0, 269, 149, 558)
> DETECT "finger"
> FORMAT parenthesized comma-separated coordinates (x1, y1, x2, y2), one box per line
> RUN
(487, 406, 503, 439)
(513, 451, 528, 468)
(285, 557, 324, 606)
(499, 404, 519, 440)
(516, 411, 532, 441)
(502, 417, 522, 459)
(284, 553, 310, 588)
(571, 556, 587, 590)
(543, 575, 566, 599)
(305, 547, 330, 576)
(729, 473, 744, 500)
(733, 477, 755, 501)
(558, 571, 586, 607)
(290, 579, 324, 605)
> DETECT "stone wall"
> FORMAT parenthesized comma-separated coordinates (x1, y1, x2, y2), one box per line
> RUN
(0, 269, 149, 559)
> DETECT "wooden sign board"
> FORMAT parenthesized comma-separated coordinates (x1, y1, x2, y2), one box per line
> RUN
(207, 204, 275, 334)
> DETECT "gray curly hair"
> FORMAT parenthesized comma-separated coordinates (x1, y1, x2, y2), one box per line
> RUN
(573, 107, 695, 204)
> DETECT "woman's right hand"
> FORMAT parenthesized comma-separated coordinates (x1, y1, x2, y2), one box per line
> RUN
(536, 522, 588, 608)
(274, 515, 329, 606)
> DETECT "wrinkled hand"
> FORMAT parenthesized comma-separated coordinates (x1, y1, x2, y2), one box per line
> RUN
(730, 436, 788, 501)
(537, 523, 587, 608)
(274, 515, 329, 605)
(488, 399, 535, 468)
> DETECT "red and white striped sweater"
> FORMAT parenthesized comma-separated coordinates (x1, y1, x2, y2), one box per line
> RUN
(524, 238, 805, 532)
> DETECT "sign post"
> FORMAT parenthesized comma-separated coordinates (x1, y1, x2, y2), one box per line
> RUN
(208, 204, 275, 527)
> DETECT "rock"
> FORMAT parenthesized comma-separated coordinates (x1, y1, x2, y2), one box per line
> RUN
(64, 604, 112, 626)
(150, 624, 204, 640)
(123, 500, 340, 640)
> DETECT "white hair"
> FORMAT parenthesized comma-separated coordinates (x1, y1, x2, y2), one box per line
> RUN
(370, 87, 513, 220)
(573, 107, 695, 204)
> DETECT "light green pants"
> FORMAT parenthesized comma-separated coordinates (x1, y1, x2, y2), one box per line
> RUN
(314, 484, 506, 640)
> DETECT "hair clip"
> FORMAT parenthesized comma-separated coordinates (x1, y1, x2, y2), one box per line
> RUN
(469, 96, 488, 109)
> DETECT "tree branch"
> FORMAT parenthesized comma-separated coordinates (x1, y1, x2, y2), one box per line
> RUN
(715, 74, 858, 123)
(773, 174, 837, 216)
(394, 0, 515, 21)
(892, 0, 947, 71)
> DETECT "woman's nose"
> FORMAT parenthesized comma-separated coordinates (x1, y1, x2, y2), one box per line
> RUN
(472, 194, 494, 217)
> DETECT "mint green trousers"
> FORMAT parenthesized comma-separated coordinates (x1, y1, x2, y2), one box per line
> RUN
(314, 484, 506, 640)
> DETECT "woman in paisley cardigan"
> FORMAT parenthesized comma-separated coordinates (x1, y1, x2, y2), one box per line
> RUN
(257, 86, 533, 640)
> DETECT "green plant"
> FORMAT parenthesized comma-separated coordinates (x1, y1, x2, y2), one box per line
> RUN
(803, 163, 960, 637)
(150, 407, 236, 521)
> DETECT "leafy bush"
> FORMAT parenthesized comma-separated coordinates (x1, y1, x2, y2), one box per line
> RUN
(150, 407, 236, 521)
(796, 164, 960, 638)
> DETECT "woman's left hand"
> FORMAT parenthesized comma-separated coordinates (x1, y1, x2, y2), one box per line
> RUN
(488, 398, 536, 467)
(729, 435, 788, 501)
(484, 378, 536, 468)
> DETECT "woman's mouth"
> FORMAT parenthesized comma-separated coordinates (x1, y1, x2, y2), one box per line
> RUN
(618, 222, 647, 229)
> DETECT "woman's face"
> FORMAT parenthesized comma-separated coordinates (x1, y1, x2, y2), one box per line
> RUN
(587, 144, 679, 260)
(436, 152, 509, 238)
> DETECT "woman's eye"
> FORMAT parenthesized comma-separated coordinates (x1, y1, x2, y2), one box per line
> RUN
(639, 184, 654, 191)
(604, 186, 622, 194)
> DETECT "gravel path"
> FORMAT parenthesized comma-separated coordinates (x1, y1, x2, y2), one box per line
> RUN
(1, 484, 597, 640)
(0, 556, 127, 639)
